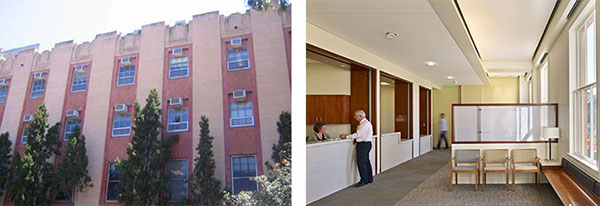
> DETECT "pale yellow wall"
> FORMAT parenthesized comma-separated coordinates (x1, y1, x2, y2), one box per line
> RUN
(306, 63, 351, 95)
(461, 77, 519, 103)
(77, 33, 117, 205)
(251, 9, 292, 171)
(380, 84, 395, 134)
(191, 12, 226, 184)
(432, 86, 460, 147)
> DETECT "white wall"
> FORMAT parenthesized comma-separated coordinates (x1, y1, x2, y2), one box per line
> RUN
(380, 133, 412, 172)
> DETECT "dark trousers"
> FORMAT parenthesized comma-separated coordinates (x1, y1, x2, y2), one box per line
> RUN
(437, 131, 449, 149)
(356, 142, 373, 184)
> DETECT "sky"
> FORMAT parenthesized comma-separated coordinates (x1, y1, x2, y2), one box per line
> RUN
(0, 0, 250, 51)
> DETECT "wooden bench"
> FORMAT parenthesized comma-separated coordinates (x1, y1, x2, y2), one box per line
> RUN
(542, 160, 600, 206)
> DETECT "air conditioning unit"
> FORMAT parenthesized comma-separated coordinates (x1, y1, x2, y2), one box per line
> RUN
(120, 57, 131, 65)
(114, 104, 128, 112)
(74, 65, 86, 73)
(169, 97, 183, 106)
(233, 90, 246, 100)
(0, 79, 8, 85)
(172, 48, 183, 56)
(33, 72, 44, 79)
(23, 115, 33, 122)
(66, 109, 79, 118)
(231, 38, 243, 48)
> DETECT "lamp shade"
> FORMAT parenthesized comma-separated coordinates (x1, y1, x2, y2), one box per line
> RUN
(541, 127, 560, 139)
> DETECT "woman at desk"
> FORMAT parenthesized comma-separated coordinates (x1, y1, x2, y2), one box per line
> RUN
(307, 123, 331, 142)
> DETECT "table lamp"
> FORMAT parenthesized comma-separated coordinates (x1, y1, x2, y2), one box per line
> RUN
(541, 127, 560, 160)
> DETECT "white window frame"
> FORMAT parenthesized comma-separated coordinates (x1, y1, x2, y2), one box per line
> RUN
(30, 79, 45, 99)
(70, 72, 87, 93)
(540, 61, 549, 103)
(20, 126, 27, 145)
(230, 101, 254, 128)
(63, 119, 81, 141)
(167, 108, 189, 132)
(111, 114, 131, 137)
(105, 162, 120, 202)
(227, 47, 251, 71)
(231, 155, 258, 195)
(117, 65, 136, 86)
(568, 0, 599, 170)
(0, 86, 8, 103)
(168, 57, 189, 79)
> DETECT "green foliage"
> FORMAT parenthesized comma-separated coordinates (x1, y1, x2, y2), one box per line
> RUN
(116, 89, 178, 206)
(224, 160, 291, 206)
(247, 0, 291, 11)
(7, 104, 62, 206)
(271, 111, 291, 164)
(0, 132, 11, 196)
(180, 116, 223, 205)
(55, 126, 93, 206)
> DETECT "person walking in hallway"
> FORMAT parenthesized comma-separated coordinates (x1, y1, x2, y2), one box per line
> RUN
(340, 110, 374, 187)
(437, 113, 449, 149)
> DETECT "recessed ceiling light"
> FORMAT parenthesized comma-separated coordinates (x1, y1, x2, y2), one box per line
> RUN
(453, 81, 459, 85)
(385, 32, 398, 39)
(447, 76, 454, 80)
(425, 61, 437, 66)
(381, 82, 391, 86)
(340, 64, 346, 68)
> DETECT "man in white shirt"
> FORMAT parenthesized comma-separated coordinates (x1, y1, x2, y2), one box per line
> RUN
(340, 110, 373, 187)
(437, 113, 449, 149)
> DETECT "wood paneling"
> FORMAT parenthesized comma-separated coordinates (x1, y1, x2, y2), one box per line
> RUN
(306, 95, 351, 124)
(543, 167, 600, 206)
(395, 81, 412, 139)
(419, 87, 431, 136)
(350, 66, 370, 133)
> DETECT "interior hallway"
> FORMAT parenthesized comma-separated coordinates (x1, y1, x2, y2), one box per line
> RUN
(310, 149, 562, 206)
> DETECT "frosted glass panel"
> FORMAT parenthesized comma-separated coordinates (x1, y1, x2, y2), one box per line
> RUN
(453, 104, 556, 142)
(453, 106, 479, 142)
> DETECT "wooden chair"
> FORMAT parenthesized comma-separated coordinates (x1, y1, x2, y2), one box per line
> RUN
(481, 149, 509, 191)
(450, 149, 480, 192)
(511, 149, 540, 191)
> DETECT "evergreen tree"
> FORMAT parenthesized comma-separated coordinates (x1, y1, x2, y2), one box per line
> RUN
(271, 111, 291, 163)
(55, 126, 93, 206)
(0, 132, 11, 196)
(116, 89, 178, 206)
(7, 104, 62, 206)
(184, 116, 222, 205)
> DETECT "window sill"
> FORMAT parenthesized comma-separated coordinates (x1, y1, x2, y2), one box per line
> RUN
(117, 83, 134, 87)
(167, 129, 189, 133)
(70, 90, 86, 93)
(568, 153, 599, 171)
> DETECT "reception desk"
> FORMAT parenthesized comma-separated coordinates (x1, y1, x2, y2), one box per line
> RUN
(380, 132, 412, 172)
(306, 137, 376, 204)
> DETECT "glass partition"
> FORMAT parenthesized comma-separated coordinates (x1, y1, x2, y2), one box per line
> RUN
(453, 104, 557, 143)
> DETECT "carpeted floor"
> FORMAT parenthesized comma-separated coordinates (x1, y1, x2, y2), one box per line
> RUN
(395, 162, 563, 206)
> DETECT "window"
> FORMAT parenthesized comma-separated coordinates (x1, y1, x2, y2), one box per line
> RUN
(71, 73, 87, 92)
(20, 126, 28, 144)
(0, 86, 7, 103)
(169, 57, 189, 79)
(230, 102, 254, 127)
(232, 156, 258, 194)
(117, 66, 135, 86)
(571, 7, 597, 166)
(54, 190, 70, 202)
(167, 159, 188, 201)
(63, 119, 81, 141)
(227, 47, 250, 71)
(30, 79, 45, 98)
(167, 108, 188, 132)
(105, 163, 121, 202)
(112, 115, 131, 137)
(540, 61, 548, 103)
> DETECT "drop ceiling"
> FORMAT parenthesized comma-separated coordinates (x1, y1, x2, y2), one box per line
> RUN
(307, 0, 485, 85)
